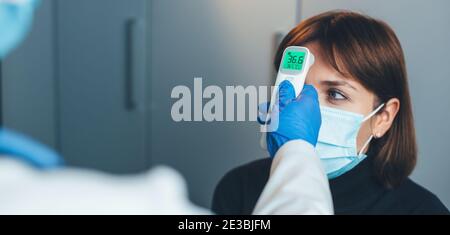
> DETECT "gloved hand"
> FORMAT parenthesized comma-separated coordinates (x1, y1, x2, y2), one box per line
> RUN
(258, 81, 321, 158)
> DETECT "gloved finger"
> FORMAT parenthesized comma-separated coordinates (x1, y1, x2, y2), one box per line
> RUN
(257, 102, 270, 125)
(297, 84, 322, 127)
(277, 80, 296, 110)
(257, 114, 269, 125)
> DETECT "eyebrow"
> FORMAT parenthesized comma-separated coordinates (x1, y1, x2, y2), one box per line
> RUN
(320, 80, 357, 91)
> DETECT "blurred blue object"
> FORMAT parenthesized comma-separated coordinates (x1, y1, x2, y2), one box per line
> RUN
(0, 0, 39, 59)
(0, 128, 63, 169)
(0, 0, 59, 169)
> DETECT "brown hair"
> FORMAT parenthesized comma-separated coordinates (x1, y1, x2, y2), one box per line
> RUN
(276, 10, 417, 188)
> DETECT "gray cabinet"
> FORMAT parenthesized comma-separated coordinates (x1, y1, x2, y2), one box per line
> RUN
(56, 0, 150, 173)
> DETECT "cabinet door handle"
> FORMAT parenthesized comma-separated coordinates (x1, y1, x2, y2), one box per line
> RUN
(125, 18, 146, 111)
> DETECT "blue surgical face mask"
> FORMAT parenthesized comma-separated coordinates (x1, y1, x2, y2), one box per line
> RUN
(0, 0, 38, 59)
(316, 104, 385, 179)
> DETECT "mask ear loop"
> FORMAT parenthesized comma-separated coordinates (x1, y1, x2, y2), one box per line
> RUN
(362, 103, 385, 122)
(358, 103, 385, 156)
(358, 135, 373, 156)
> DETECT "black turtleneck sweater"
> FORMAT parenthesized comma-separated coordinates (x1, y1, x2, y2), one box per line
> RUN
(212, 157, 449, 215)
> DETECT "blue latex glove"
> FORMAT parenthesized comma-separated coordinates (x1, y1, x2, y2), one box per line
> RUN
(0, 128, 64, 169)
(259, 81, 321, 158)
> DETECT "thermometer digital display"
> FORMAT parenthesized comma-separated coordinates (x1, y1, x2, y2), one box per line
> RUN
(282, 50, 306, 71)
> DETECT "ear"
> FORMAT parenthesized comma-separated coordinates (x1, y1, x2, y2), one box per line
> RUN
(371, 98, 400, 138)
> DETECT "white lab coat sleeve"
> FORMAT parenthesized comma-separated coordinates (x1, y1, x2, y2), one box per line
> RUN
(252, 140, 334, 215)
(0, 158, 210, 215)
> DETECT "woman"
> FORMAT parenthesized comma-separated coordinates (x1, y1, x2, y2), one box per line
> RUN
(212, 11, 449, 215)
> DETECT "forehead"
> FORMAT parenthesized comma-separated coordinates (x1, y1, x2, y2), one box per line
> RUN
(305, 42, 362, 88)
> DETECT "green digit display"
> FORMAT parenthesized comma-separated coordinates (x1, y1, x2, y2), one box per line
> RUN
(282, 50, 306, 71)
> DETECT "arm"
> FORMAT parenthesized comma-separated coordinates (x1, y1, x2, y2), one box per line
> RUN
(253, 140, 333, 215)
(0, 159, 210, 215)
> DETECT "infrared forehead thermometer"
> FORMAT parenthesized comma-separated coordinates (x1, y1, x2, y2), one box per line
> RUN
(260, 46, 315, 149)
(261, 46, 315, 131)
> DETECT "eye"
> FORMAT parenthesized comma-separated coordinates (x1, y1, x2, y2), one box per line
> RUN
(327, 88, 348, 102)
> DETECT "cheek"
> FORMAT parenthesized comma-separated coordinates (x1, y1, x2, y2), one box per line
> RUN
(356, 120, 373, 152)
(334, 91, 377, 115)
(343, 101, 371, 114)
